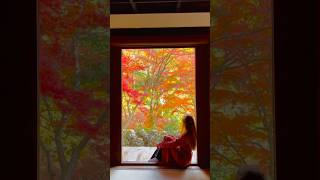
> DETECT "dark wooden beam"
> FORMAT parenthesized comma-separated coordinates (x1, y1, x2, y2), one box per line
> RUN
(129, 0, 138, 13)
(176, 0, 182, 12)
(111, 28, 210, 47)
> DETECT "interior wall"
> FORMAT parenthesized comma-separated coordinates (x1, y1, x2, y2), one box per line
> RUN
(38, 1, 110, 179)
(210, 0, 275, 179)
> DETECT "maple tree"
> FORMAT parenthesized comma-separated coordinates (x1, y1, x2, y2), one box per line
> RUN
(210, 0, 274, 179)
(121, 48, 196, 141)
(39, 0, 109, 180)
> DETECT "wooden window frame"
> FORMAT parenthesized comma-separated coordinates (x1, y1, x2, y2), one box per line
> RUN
(110, 27, 210, 168)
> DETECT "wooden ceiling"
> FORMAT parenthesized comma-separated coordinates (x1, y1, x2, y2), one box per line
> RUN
(110, 0, 210, 14)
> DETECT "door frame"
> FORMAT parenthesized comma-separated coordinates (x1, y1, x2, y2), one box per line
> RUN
(110, 27, 210, 168)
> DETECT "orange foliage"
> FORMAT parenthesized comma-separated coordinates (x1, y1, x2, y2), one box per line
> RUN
(121, 48, 196, 130)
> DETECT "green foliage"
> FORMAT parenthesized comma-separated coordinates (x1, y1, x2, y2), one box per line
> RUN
(163, 117, 181, 136)
(122, 128, 169, 147)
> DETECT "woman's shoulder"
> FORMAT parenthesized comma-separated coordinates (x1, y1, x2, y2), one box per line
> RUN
(177, 135, 189, 143)
(179, 134, 188, 140)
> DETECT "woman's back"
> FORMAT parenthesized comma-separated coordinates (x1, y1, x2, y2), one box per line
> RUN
(172, 135, 193, 167)
(155, 115, 196, 168)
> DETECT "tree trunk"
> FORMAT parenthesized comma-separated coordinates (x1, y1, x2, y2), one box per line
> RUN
(40, 140, 55, 180)
(60, 111, 107, 180)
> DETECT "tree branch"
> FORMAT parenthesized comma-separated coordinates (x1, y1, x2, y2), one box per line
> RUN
(66, 111, 107, 178)
(212, 147, 240, 167)
(224, 135, 248, 165)
(42, 97, 68, 171)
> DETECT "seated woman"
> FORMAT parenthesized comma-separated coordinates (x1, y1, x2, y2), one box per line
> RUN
(149, 115, 197, 168)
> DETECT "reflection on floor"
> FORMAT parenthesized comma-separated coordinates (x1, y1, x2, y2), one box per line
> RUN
(111, 166, 210, 180)
(122, 146, 197, 164)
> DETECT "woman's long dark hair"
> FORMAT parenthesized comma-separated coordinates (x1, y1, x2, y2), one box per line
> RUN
(182, 115, 197, 150)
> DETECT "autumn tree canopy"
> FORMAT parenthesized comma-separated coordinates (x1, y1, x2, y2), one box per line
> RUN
(121, 48, 196, 138)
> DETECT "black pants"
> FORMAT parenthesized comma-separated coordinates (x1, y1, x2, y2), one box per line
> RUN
(150, 147, 162, 160)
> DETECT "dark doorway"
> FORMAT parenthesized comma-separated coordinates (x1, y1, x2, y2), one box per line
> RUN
(110, 27, 210, 168)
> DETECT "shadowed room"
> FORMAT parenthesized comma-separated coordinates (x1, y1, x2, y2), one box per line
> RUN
(37, 0, 283, 179)
(4, 0, 318, 179)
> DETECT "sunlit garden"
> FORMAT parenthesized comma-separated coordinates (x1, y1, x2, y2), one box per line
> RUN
(121, 48, 196, 150)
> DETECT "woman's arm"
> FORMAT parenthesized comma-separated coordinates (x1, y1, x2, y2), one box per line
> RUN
(164, 135, 176, 141)
(157, 138, 180, 149)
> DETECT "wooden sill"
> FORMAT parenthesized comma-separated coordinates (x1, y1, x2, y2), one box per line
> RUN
(112, 165, 203, 170)
(119, 161, 198, 168)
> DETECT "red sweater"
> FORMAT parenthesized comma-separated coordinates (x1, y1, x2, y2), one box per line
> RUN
(156, 135, 193, 168)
